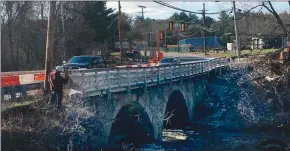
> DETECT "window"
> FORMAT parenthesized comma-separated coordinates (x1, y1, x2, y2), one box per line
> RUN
(96, 57, 104, 63)
(68, 56, 93, 64)
(159, 58, 168, 63)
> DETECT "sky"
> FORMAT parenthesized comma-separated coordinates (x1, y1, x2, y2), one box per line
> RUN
(106, 2, 290, 20)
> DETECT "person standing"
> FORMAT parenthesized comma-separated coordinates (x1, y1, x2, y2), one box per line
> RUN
(48, 66, 69, 109)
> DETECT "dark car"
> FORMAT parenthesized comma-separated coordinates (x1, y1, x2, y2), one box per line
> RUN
(63, 56, 106, 70)
(125, 51, 142, 59)
(156, 57, 180, 66)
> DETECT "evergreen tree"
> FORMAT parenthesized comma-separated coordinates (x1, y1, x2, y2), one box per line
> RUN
(83, 1, 118, 43)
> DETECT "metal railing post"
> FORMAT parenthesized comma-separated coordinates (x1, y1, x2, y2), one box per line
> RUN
(144, 68, 147, 91)
(106, 68, 111, 98)
(157, 66, 160, 85)
(81, 71, 85, 89)
(190, 63, 193, 76)
(95, 70, 98, 90)
(150, 68, 153, 83)
(126, 68, 131, 95)
(202, 62, 204, 73)
(187, 64, 190, 76)
(170, 66, 172, 83)
(117, 68, 120, 88)
(80, 71, 86, 98)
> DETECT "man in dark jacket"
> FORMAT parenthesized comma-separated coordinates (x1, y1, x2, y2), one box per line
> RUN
(48, 66, 69, 109)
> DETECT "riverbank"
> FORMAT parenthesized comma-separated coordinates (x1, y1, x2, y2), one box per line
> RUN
(163, 49, 285, 59)
(139, 59, 290, 151)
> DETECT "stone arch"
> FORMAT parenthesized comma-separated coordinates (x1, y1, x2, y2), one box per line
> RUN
(163, 90, 190, 129)
(108, 101, 155, 145)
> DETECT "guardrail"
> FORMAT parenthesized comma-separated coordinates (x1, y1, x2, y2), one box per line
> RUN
(68, 57, 230, 97)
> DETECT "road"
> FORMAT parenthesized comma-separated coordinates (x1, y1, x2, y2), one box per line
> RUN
(162, 52, 212, 63)
(163, 52, 215, 59)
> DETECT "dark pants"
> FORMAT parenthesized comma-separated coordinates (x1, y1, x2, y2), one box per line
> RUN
(55, 90, 63, 108)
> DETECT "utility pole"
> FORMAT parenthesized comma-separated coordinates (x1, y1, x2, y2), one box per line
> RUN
(138, 5, 146, 57)
(199, 3, 208, 55)
(288, 1, 290, 42)
(233, 1, 240, 62)
(145, 33, 148, 56)
(165, 30, 167, 46)
(118, 1, 123, 62)
(149, 32, 152, 57)
(138, 5, 146, 20)
(202, 3, 206, 55)
(156, 31, 160, 58)
(44, 1, 56, 94)
(61, 2, 66, 60)
(177, 25, 180, 53)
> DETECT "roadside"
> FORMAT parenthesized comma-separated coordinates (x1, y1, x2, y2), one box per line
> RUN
(1, 90, 43, 111)
(162, 49, 281, 59)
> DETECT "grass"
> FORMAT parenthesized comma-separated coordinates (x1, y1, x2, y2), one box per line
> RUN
(1, 100, 36, 111)
(1, 90, 44, 111)
(202, 49, 277, 58)
(1, 90, 98, 150)
(163, 49, 285, 58)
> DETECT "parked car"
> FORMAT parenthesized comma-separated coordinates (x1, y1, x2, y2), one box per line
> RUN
(156, 57, 180, 66)
(63, 55, 106, 70)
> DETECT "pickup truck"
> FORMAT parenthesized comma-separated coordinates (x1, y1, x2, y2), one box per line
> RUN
(63, 55, 106, 70)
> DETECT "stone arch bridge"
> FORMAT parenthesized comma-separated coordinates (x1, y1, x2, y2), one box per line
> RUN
(67, 58, 230, 147)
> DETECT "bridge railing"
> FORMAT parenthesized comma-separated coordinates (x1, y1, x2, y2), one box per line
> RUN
(68, 57, 230, 97)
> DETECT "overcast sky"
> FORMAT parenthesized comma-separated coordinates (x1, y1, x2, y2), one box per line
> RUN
(107, 2, 290, 20)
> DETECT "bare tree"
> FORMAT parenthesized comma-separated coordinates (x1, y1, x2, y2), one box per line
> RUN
(262, 1, 289, 40)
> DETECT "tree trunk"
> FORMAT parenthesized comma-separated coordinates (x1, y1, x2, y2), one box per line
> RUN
(44, 1, 56, 92)
(6, 2, 15, 68)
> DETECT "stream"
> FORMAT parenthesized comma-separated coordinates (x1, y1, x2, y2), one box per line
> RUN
(132, 64, 290, 151)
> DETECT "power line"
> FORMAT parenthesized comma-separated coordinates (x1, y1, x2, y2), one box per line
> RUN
(166, 29, 202, 38)
(178, 29, 201, 38)
(153, 0, 225, 15)
(218, 7, 233, 20)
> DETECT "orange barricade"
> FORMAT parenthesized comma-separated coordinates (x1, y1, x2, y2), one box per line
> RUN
(34, 73, 45, 81)
(1, 75, 20, 87)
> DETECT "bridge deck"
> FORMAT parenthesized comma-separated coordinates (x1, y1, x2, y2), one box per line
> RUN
(68, 58, 230, 97)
